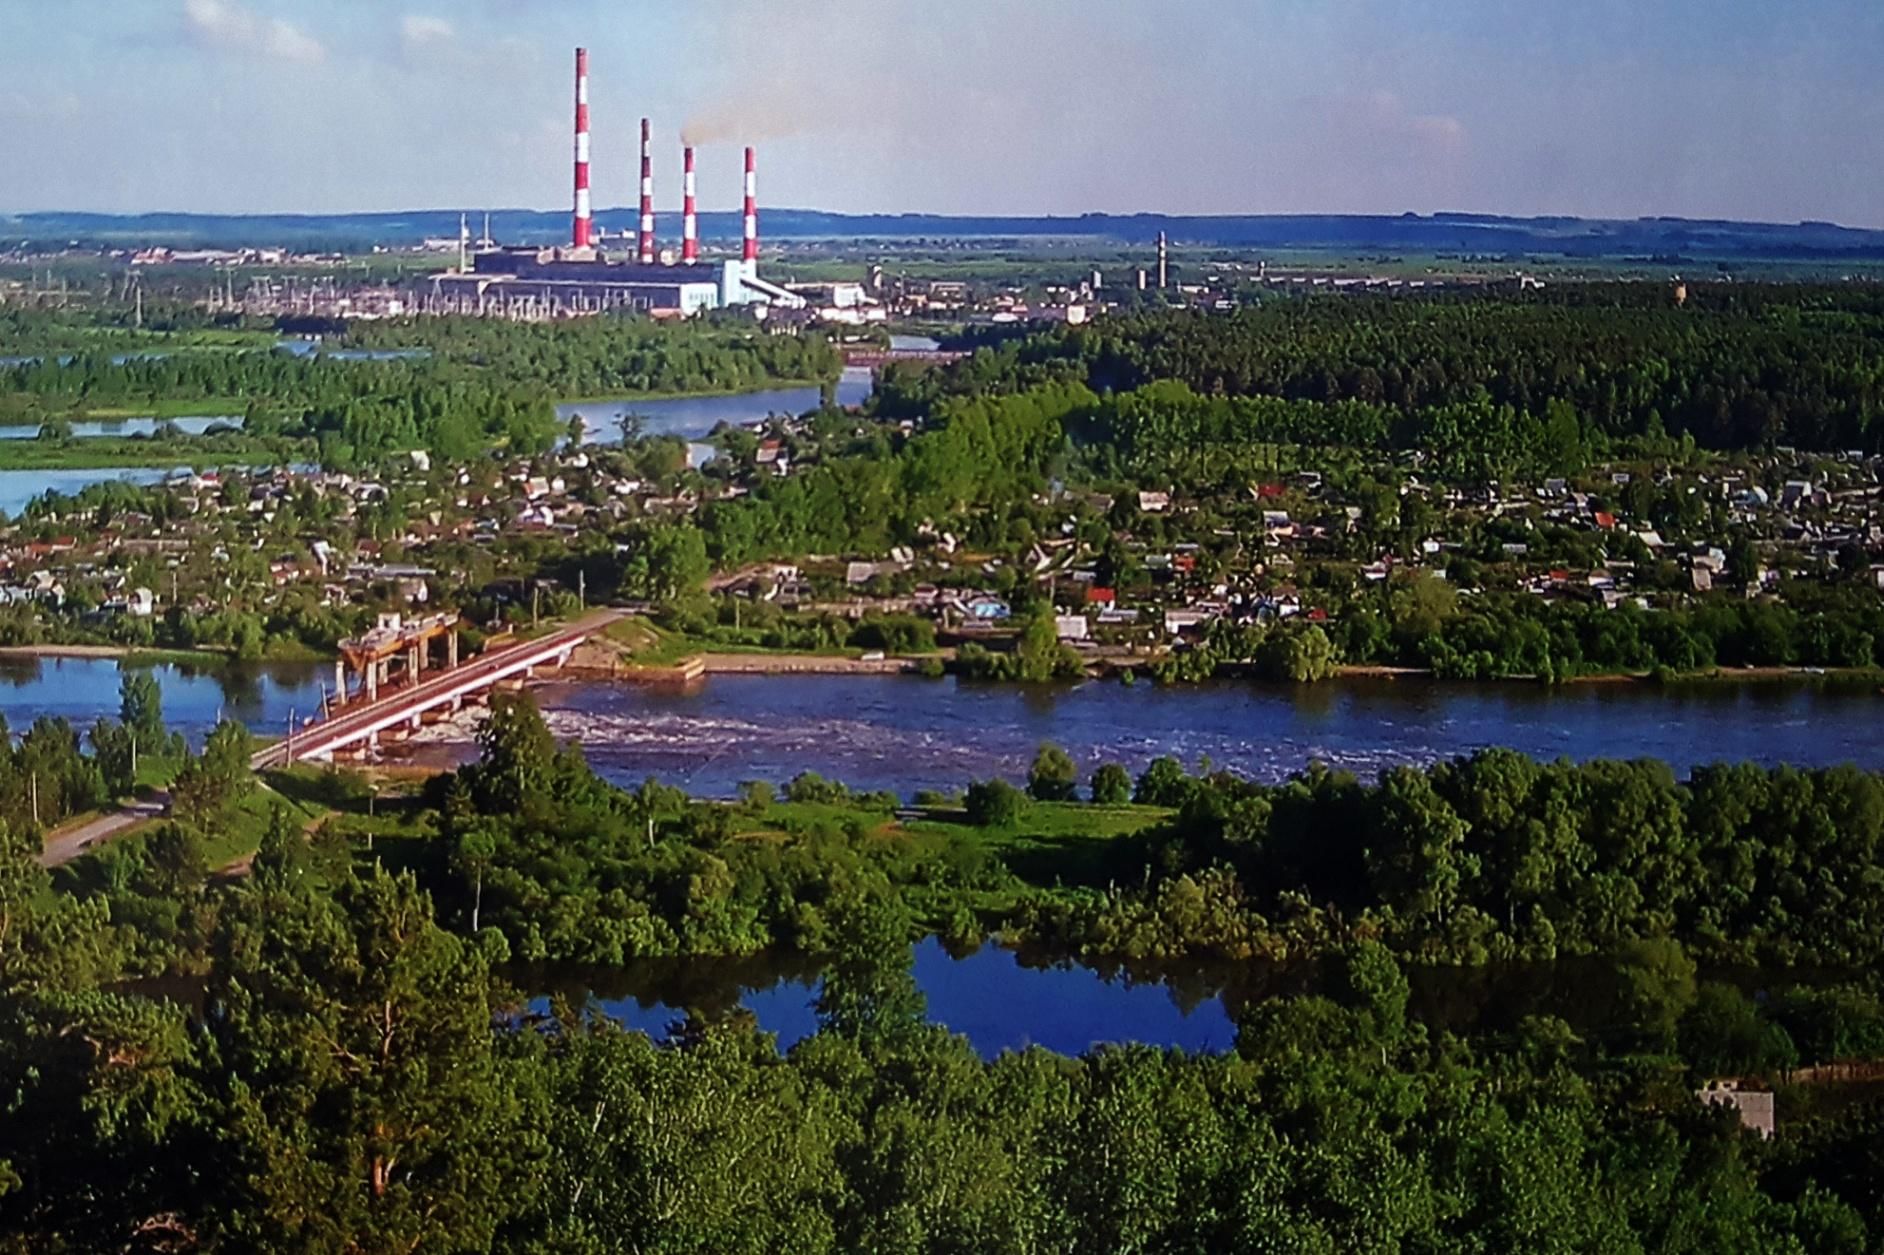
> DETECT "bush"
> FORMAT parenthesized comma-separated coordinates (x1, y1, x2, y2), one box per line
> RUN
(1090, 762, 1133, 805)
(965, 778, 1025, 827)
(785, 771, 849, 804)
(737, 780, 776, 812)
(1027, 742, 1079, 802)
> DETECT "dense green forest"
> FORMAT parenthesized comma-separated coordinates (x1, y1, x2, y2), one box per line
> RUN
(343, 313, 844, 398)
(906, 284, 1884, 453)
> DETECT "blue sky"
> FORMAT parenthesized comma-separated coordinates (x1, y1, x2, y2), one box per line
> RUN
(1, 0, 1879, 225)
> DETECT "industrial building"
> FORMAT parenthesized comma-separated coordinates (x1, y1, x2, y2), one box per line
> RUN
(428, 48, 803, 320)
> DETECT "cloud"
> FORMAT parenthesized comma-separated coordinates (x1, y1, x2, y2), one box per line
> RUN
(401, 15, 455, 52)
(182, 0, 324, 64)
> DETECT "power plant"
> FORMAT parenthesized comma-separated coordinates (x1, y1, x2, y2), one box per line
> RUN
(430, 48, 803, 319)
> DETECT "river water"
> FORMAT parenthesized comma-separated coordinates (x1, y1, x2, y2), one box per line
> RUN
(4, 658, 1877, 791)
(0, 416, 242, 440)
(527, 672, 1884, 797)
(557, 367, 875, 444)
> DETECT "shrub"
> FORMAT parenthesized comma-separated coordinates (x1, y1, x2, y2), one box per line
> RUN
(965, 778, 1025, 827)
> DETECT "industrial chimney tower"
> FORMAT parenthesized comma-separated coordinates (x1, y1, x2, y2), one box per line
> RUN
(682, 147, 699, 264)
(743, 147, 759, 266)
(571, 48, 592, 249)
(638, 119, 656, 264)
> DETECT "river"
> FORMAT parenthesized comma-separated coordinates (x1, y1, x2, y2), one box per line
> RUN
(0, 374, 876, 517)
(557, 366, 875, 444)
(3, 657, 1878, 789)
(0, 416, 242, 440)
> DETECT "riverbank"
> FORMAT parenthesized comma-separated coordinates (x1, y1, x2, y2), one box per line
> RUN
(0, 639, 332, 666)
(0, 642, 232, 666)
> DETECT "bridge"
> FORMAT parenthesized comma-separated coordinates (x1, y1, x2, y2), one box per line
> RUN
(841, 347, 967, 368)
(252, 607, 628, 770)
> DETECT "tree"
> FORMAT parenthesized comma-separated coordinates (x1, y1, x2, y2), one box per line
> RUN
(451, 827, 499, 933)
(1256, 625, 1339, 682)
(118, 670, 165, 748)
(1091, 763, 1133, 806)
(201, 869, 534, 1250)
(1027, 743, 1079, 802)
(1134, 756, 1193, 808)
(965, 778, 1025, 827)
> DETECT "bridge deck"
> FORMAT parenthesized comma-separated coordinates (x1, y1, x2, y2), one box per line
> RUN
(253, 608, 627, 769)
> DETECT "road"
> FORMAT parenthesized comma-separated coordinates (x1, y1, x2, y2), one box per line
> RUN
(40, 794, 169, 869)
(251, 606, 628, 769)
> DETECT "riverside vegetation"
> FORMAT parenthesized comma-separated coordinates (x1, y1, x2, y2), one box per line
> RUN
(4, 688, 1884, 1248)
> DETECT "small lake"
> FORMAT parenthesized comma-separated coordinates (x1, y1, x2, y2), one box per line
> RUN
(531, 938, 1237, 1057)
(0, 416, 242, 440)
(526, 938, 1826, 1058)
(558, 367, 875, 444)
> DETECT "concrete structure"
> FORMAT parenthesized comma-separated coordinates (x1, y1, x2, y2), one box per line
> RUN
(638, 118, 656, 264)
(257, 608, 628, 768)
(682, 146, 699, 264)
(572, 48, 593, 249)
(427, 49, 804, 317)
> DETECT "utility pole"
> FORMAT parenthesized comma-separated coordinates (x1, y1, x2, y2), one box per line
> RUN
(29, 773, 38, 827)
(578, 569, 586, 610)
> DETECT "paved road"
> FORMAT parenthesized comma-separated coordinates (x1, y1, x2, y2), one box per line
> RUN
(252, 607, 628, 769)
(40, 794, 169, 869)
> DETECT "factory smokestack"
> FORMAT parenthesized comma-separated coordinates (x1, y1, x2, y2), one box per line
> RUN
(743, 146, 759, 265)
(1157, 232, 1168, 290)
(682, 147, 699, 264)
(571, 48, 592, 250)
(638, 119, 656, 264)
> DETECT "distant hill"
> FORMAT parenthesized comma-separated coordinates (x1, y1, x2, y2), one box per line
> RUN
(6, 207, 1884, 260)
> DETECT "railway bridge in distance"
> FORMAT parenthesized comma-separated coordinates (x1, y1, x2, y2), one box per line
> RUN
(251, 607, 628, 770)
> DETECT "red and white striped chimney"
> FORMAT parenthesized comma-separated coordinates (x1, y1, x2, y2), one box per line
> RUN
(742, 146, 758, 266)
(681, 146, 699, 264)
(638, 119, 656, 264)
(571, 48, 592, 249)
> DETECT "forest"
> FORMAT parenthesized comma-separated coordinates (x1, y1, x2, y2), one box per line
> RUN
(897, 284, 1884, 457)
(3, 687, 1884, 1249)
(0, 309, 843, 468)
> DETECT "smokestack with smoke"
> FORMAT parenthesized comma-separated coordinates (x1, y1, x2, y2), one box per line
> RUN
(743, 146, 758, 266)
(682, 147, 698, 264)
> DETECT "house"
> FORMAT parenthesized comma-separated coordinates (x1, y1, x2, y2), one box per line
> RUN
(1697, 1083, 1775, 1140)
(1137, 491, 1171, 513)
(1054, 615, 1090, 642)
(1163, 608, 1214, 637)
(1085, 586, 1116, 606)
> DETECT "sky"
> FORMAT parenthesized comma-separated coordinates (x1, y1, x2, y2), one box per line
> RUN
(1, 0, 1880, 226)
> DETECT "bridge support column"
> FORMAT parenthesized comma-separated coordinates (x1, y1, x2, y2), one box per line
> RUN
(410, 644, 422, 678)
(410, 713, 422, 731)
(334, 659, 346, 705)
(447, 630, 459, 669)
(365, 662, 378, 702)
